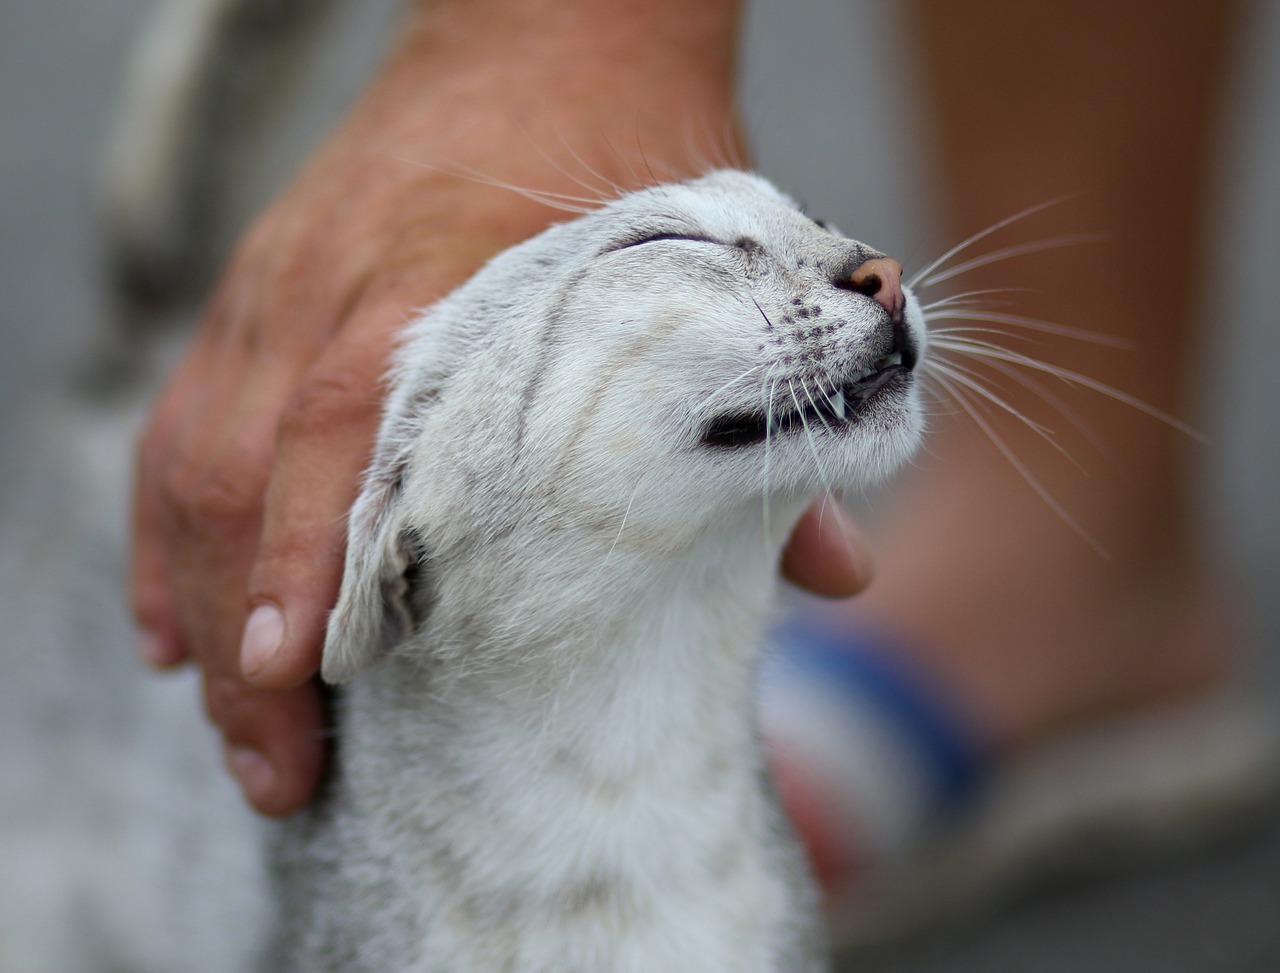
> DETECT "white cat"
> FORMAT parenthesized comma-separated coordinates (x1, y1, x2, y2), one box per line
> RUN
(0, 168, 925, 972)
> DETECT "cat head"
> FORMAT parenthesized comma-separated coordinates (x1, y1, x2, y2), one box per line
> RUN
(323, 171, 926, 682)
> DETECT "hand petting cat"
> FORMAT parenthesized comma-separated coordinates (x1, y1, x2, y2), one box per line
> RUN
(128, 0, 873, 817)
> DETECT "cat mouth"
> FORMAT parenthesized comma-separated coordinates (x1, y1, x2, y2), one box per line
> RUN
(702, 323, 918, 449)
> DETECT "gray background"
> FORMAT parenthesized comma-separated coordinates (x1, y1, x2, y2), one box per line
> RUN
(2, 0, 1278, 969)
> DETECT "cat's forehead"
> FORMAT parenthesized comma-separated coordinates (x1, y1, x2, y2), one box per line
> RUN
(600, 170, 812, 236)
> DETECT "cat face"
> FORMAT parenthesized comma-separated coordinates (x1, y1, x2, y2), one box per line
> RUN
(410, 172, 925, 523)
(544, 172, 927, 510)
(323, 171, 926, 681)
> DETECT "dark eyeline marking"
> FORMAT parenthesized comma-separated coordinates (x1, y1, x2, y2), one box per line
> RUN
(512, 267, 594, 454)
(607, 233, 767, 257)
(552, 309, 685, 477)
(607, 232, 720, 252)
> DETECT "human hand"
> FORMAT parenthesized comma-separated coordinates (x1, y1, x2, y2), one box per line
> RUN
(129, 0, 873, 817)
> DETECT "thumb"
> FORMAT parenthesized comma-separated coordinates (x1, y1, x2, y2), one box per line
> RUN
(781, 497, 875, 598)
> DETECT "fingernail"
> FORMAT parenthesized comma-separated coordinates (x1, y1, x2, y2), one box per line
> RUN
(240, 603, 286, 678)
(137, 628, 169, 665)
(224, 744, 276, 804)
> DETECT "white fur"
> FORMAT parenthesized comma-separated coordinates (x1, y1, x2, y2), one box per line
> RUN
(0, 171, 926, 972)
(285, 171, 927, 970)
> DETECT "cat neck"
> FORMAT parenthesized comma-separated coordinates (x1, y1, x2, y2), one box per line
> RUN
(326, 526, 824, 971)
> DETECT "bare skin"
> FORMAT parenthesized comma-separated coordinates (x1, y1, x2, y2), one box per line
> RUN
(130, 0, 872, 816)
(840, 0, 1244, 752)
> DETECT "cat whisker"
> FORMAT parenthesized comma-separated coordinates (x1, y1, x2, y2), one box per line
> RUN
(690, 361, 772, 418)
(535, 144, 624, 203)
(920, 287, 1030, 313)
(799, 374, 833, 435)
(760, 364, 784, 541)
(929, 324, 1048, 348)
(603, 474, 649, 570)
(800, 376, 844, 533)
(907, 194, 1082, 289)
(928, 359, 1086, 471)
(396, 158, 606, 213)
(680, 114, 748, 176)
(931, 346, 1104, 450)
(787, 378, 838, 511)
(634, 134, 670, 194)
(928, 359, 1055, 437)
(547, 132, 630, 201)
(925, 309, 1134, 348)
(505, 118, 630, 203)
(918, 234, 1106, 290)
(929, 371, 1108, 558)
(928, 335, 1204, 441)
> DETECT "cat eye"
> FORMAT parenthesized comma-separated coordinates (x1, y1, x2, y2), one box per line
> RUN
(609, 232, 722, 252)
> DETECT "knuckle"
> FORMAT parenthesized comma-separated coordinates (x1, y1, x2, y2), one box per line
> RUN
(278, 370, 377, 442)
(203, 673, 256, 734)
(160, 457, 262, 532)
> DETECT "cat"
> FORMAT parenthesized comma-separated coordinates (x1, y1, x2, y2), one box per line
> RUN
(0, 166, 925, 972)
(272, 170, 925, 971)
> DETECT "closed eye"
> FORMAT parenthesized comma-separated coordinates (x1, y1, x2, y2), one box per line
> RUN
(608, 232, 722, 253)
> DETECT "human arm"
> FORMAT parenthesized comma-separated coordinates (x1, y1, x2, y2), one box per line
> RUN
(130, 0, 872, 816)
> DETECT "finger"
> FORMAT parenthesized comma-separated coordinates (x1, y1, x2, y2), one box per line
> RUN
(239, 298, 403, 690)
(158, 367, 272, 672)
(131, 477, 188, 666)
(169, 340, 332, 818)
(130, 349, 212, 667)
(205, 295, 396, 815)
(205, 671, 328, 817)
(155, 258, 329, 672)
(780, 497, 875, 598)
(133, 429, 188, 666)
(170, 341, 309, 664)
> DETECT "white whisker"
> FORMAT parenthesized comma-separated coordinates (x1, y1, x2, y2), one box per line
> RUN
(603, 474, 647, 569)
(907, 195, 1082, 289)
(690, 362, 771, 418)
(550, 134, 628, 201)
(787, 379, 837, 506)
(760, 367, 783, 541)
(394, 157, 603, 213)
(931, 345, 1104, 449)
(929, 324, 1048, 349)
(920, 234, 1106, 290)
(797, 378, 835, 531)
(930, 372, 1109, 558)
(921, 288, 1030, 313)
(926, 309, 1133, 348)
(505, 118, 625, 203)
(929, 336, 1204, 441)
(799, 375, 843, 509)
(929, 359, 1086, 471)
(799, 375, 833, 434)
(929, 359, 1054, 436)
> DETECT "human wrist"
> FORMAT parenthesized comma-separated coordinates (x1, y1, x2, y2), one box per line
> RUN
(368, 0, 745, 185)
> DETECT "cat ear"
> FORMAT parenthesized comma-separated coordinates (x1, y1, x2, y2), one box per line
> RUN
(322, 463, 434, 685)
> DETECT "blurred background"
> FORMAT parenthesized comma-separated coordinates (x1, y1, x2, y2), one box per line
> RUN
(1, 0, 1277, 969)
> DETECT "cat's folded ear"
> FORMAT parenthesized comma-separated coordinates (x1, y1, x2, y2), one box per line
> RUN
(322, 464, 434, 685)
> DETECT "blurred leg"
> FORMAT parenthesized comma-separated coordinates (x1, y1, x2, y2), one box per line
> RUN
(842, 0, 1244, 751)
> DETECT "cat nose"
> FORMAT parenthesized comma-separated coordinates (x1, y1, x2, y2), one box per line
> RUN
(842, 256, 904, 318)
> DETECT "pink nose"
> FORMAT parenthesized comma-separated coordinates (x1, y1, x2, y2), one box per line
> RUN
(846, 256, 904, 318)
